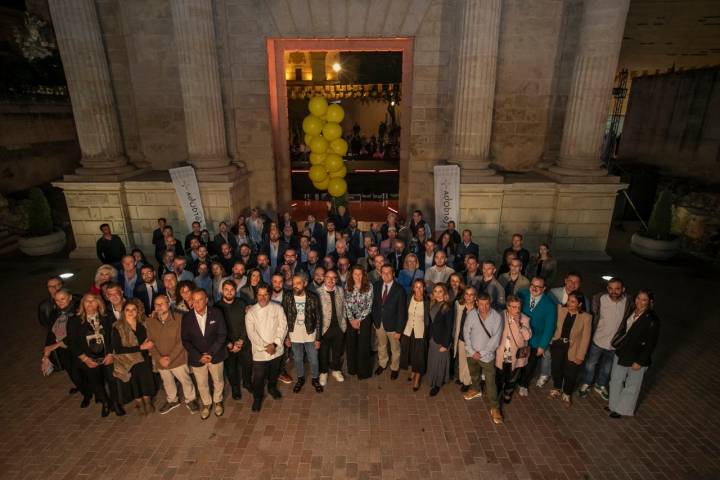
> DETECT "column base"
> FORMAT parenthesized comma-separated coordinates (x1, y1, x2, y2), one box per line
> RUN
(64, 166, 150, 182)
(460, 170, 504, 184)
(543, 165, 620, 184)
(194, 164, 239, 182)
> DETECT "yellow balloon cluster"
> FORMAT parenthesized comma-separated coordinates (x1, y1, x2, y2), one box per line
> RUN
(303, 97, 348, 198)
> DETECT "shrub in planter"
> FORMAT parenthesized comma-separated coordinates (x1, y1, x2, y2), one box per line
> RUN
(631, 190, 680, 260)
(18, 188, 66, 256)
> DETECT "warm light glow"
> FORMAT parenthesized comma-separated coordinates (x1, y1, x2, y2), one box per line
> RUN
(59, 272, 74, 279)
(332, 62, 341, 72)
(601, 275, 613, 281)
(390, 100, 395, 106)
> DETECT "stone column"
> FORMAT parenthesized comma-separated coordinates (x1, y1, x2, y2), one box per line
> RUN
(548, 0, 630, 182)
(170, 0, 236, 182)
(449, 0, 502, 183)
(48, 0, 137, 180)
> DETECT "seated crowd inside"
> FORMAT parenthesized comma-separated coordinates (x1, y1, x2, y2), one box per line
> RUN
(40, 207, 660, 423)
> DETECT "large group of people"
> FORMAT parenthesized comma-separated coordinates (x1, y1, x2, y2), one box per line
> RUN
(40, 207, 660, 423)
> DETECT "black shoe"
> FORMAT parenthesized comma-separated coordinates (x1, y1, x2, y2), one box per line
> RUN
(311, 378, 324, 393)
(455, 379, 462, 385)
(101, 402, 110, 417)
(460, 385, 470, 393)
(390, 370, 399, 380)
(251, 398, 262, 412)
(374, 366, 385, 376)
(231, 387, 242, 401)
(430, 386, 440, 397)
(244, 386, 254, 395)
(269, 388, 282, 400)
(69, 387, 79, 395)
(503, 395, 512, 405)
(413, 386, 420, 392)
(113, 402, 126, 417)
(609, 411, 622, 419)
(80, 395, 92, 408)
(603, 406, 611, 412)
(293, 377, 305, 393)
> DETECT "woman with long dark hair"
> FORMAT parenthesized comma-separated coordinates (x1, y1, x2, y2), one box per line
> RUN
(239, 268, 264, 305)
(344, 265, 374, 379)
(111, 298, 157, 414)
(426, 283, 454, 397)
(607, 289, 660, 418)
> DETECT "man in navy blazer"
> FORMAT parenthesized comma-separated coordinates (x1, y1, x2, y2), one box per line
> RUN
(181, 290, 228, 419)
(371, 264, 407, 379)
(453, 229, 480, 272)
(133, 265, 165, 314)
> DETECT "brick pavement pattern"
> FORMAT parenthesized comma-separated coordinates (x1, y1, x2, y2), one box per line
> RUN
(1, 241, 719, 479)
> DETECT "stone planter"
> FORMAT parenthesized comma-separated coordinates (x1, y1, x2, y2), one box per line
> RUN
(18, 230, 66, 256)
(630, 232, 680, 261)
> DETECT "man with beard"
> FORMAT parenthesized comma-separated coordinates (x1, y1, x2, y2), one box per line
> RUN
(133, 265, 165, 314)
(216, 280, 252, 400)
(218, 242, 236, 274)
(230, 261, 247, 294)
(270, 272, 293, 385)
(301, 249, 320, 278)
(308, 266, 325, 295)
(257, 253, 273, 284)
(282, 273, 323, 394)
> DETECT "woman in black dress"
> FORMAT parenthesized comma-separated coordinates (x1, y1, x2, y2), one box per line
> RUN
(400, 279, 430, 391)
(426, 283, 454, 397)
(111, 298, 157, 414)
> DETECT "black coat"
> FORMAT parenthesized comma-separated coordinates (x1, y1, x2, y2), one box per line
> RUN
(181, 307, 228, 366)
(282, 290, 322, 339)
(612, 310, 660, 367)
(428, 302, 454, 349)
(371, 280, 407, 332)
(216, 298, 248, 343)
(69, 313, 114, 360)
(133, 281, 166, 314)
(454, 241, 480, 271)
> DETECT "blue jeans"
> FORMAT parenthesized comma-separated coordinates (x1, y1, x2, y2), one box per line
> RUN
(581, 342, 614, 387)
(292, 342, 319, 379)
(540, 350, 552, 377)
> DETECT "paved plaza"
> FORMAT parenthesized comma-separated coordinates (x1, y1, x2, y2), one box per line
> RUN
(0, 227, 718, 480)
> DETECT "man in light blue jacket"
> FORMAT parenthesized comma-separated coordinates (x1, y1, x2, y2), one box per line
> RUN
(463, 291, 504, 424)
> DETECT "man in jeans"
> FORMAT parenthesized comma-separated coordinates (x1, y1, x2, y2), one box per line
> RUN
(316, 270, 347, 386)
(463, 292, 504, 425)
(579, 278, 632, 400)
(146, 295, 199, 414)
(282, 273, 324, 394)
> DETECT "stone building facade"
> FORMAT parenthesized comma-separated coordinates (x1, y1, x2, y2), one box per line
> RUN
(50, 0, 629, 259)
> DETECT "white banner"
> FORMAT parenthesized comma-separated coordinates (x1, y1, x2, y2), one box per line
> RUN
(433, 164, 460, 232)
(169, 166, 206, 230)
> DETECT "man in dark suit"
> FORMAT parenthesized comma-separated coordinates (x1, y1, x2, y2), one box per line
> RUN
(151, 218, 167, 252)
(304, 214, 325, 248)
(181, 290, 228, 420)
(371, 264, 407, 379)
(328, 238, 357, 266)
(260, 227, 287, 272)
(346, 218, 365, 258)
(386, 239, 407, 274)
(133, 265, 165, 314)
(454, 229, 480, 272)
(278, 211, 299, 236)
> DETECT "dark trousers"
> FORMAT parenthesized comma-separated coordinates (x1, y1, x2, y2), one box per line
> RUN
(319, 324, 345, 373)
(252, 356, 282, 400)
(345, 317, 372, 379)
(225, 344, 252, 391)
(550, 342, 582, 395)
(519, 347, 542, 388)
(496, 362, 522, 402)
(53, 347, 83, 390)
(78, 362, 115, 403)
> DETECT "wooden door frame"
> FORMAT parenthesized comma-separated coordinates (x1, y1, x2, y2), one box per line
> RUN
(266, 37, 413, 213)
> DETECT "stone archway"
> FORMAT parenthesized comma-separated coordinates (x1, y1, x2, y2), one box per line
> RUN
(266, 37, 414, 212)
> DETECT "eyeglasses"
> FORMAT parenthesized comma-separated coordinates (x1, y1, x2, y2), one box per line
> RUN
(530, 284, 543, 289)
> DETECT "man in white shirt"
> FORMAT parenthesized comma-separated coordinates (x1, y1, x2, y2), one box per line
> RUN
(105, 283, 125, 321)
(246, 285, 288, 412)
(579, 278, 631, 400)
(424, 251, 455, 293)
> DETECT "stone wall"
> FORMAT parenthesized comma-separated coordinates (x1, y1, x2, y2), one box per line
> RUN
(619, 67, 720, 184)
(54, 177, 249, 258)
(459, 180, 621, 259)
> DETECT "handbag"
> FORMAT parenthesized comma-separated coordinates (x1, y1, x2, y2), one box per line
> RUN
(507, 315, 530, 359)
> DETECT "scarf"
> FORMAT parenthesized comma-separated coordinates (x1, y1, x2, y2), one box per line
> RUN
(112, 319, 144, 383)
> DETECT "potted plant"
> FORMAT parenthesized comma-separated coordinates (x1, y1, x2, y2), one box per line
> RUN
(630, 189, 681, 260)
(18, 188, 66, 256)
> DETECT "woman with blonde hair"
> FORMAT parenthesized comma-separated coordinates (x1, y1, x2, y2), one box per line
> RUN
(426, 283, 454, 396)
(70, 293, 122, 417)
(495, 295, 532, 406)
(397, 253, 424, 295)
(89, 264, 118, 295)
(111, 298, 157, 414)
(400, 279, 430, 391)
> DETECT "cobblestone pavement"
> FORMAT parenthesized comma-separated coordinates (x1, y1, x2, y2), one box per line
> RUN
(1, 229, 719, 479)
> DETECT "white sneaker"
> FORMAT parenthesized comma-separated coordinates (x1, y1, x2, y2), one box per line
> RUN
(535, 375, 549, 388)
(518, 387, 529, 397)
(319, 373, 328, 386)
(331, 370, 345, 382)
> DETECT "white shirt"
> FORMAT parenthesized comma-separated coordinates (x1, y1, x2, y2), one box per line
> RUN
(195, 308, 208, 335)
(593, 295, 627, 350)
(424, 253, 434, 270)
(381, 281, 394, 299)
(245, 302, 288, 361)
(289, 295, 314, 344)
(326, 232, 336, 253)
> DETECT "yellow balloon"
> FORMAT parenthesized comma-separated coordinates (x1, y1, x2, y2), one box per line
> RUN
(308, 96, 328, 117)
(329, 165, 347, 178)
(322, 122, 342, 141)
(309, 152, 326, 165)
(326, 104, 345, 123)
(313, 177, 330, 190)
(304, 134, 314, 146)
(309, 136, 328, 154)
(302, 115, 323, 136)
(330, 138, 348, 156)
(327, 177, 347, 197)
(324, 153, 343, 173)
(308, 165, 328, 182)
